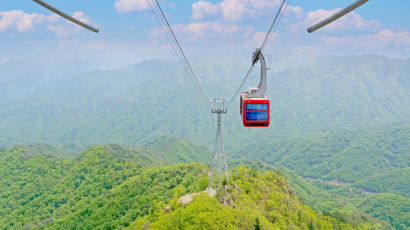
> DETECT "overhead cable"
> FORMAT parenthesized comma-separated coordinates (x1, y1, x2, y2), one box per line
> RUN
(32, 0, 99, 33)
(260, 0, 287, 53)
(146, 0, 190, 84)
(229, 0, 289, 104)
(307, 0, 369, 33)
(147, 0, 210, 104)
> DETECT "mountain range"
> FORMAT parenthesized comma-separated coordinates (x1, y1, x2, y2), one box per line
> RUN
(0, 49, 409, 229)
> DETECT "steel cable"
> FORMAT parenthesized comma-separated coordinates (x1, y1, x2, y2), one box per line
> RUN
(228, 0, 289, 105)
(149, 0, 210, 104)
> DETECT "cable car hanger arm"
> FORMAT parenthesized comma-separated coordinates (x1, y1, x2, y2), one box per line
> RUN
(229, 0, 289, 104)
(32, 0, 99, 33)
(245, 49, 267, 98)
(307, 0, 369, 33)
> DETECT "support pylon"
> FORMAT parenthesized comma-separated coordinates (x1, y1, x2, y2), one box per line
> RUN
(208, 99, 229, 190)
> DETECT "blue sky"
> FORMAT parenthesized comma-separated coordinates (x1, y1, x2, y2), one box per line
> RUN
(1, 0, 409, 65)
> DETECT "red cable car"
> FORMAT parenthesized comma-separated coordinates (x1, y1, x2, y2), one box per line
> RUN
(240, 48, 270, 127)
(240, 93, 270, 127)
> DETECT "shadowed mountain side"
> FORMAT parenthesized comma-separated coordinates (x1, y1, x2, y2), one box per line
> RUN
(353, 167, 410, 197)
(233, 123, 410, 184)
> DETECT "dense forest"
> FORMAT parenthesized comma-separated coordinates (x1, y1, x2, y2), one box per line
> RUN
(0, 141, 394, 229)
(232, 123, 410, 229)
(129, 167, 384, 229)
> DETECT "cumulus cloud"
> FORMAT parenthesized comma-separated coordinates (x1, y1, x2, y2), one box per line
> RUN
(152, 21, 253, 43)
(0, 10, 54, 33)
(46, 11, 98, 38)
(114, 0, 149, 13)
(191, 0, 284, 22)
(252, 31, 279, 45)
(289, 8, 381, 33)
(285, 5, 303, 19)
(0, 9, 97, 39)
(192, 1, 219, 20)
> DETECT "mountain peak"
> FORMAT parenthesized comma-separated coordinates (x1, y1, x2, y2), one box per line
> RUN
(144, 135, 212, 164)
(133, 166, 386, 229)
(10, 143, 66, 160)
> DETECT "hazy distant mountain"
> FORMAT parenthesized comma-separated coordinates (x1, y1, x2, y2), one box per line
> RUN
(0, 49, 410, 152)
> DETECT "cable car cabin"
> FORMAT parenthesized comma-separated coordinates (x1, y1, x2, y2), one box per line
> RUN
(240, 92, 270, 127)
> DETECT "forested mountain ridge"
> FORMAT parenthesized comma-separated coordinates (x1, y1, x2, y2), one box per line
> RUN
(1, 51, 409, 229)
(231, 122, 410, 229)
(129, 167, 387, 229)
(0, 144, 208, 229)
(353, 167, 410, 197)
(274, 167, 409, 230)
(1, 51, 410, 152)
(233, 122, 410, 185)
(0, 141, 391, 229)
(143, 135, 211, 164)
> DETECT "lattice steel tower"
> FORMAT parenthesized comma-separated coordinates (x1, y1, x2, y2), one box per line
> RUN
(208, 99, 229, 190)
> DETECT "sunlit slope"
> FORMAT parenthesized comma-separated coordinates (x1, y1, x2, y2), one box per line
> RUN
(0, 144, 208, 229)
(1, 51, 410, 151)
(129, 167, 388, 230)
(0, 140, 390, 229)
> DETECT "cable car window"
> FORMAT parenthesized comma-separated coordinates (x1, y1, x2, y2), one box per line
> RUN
(246, 104, 268, 111)
(246, 112, 268, 121)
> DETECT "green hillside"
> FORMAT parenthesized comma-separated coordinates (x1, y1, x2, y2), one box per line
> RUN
(130, 167, 385, 230)
(354, 168, 410, 197)
(275, 167, 408, 230)
(0, 144, 208, 229)
(231, 123, 410, 229)
(233, 123, 410, 187)
(228, 161, 404, 229)
(358, 193, 410, 230)
(0, 142, 390, 229)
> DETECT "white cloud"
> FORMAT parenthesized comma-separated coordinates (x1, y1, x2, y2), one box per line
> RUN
(289, 8, 381, 33)
(152, 21, 253, 43)
(321, 29, 410, 50)
(114, 0, 149, 13)
(191, 0, 284, 22)
(72, 12, 92, 25)
(0, 10, 52, 33)
(285, 5, 303, 19)
(46, 11, 97, 38)
(252, 31, 279, 45)
(0, 9, 96, 39)
(47, 24, 73, 38)
(192, 1, 219, 20)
